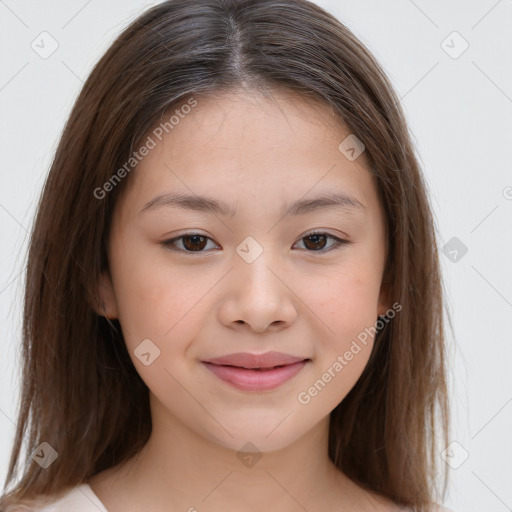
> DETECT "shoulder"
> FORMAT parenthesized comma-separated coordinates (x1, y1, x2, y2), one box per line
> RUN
(4, 483, 108, 512)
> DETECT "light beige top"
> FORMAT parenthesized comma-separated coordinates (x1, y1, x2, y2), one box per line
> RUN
(10, 484, 458, 512)
(9, 484, 108, 512)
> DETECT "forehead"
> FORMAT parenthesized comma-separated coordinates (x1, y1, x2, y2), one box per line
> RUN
(164, 88, 349, 156)
(115, 88, 381, 225)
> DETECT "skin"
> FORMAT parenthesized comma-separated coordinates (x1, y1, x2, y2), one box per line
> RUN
(89, 88, 398, 511)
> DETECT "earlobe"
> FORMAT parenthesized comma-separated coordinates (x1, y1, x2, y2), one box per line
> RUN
(95, 270, 119, 319)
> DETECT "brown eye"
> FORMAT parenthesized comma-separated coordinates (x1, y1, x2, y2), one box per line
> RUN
(161, 233, 219, 253)
(302, 234, 328, 251)
(182, 234, 208, 251)
(294, 231, 349, 252)
(162, 231, 349, 254)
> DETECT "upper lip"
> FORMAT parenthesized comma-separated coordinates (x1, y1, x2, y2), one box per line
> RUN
(202, 351, 309, 369)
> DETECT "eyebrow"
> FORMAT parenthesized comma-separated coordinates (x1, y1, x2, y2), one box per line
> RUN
(138, 191, 365, 217)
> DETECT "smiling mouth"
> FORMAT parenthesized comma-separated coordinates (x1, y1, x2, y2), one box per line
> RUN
(206, 362, 306, 371)
(201, 359, 310, 391)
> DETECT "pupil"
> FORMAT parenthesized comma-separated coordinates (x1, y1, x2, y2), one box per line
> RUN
(184, 235, 207, 251)
(305, 234, 326, 250)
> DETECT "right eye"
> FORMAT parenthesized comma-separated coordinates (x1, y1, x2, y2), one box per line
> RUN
(161, 233, 220, 253)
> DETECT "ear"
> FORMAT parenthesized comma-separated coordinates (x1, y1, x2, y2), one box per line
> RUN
(94, 270, 119, 319)
(377, 275, 391, 317)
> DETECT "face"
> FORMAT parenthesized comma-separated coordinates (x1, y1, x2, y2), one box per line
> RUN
(98, 88, 390, 453)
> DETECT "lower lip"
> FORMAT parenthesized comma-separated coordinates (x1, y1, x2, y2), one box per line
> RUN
(202, 360, 308, 391)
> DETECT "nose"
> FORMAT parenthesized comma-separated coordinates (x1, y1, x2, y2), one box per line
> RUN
(217, 247, 298, 333)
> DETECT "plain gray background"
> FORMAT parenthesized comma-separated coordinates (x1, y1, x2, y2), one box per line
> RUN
(1, 1, 511, 510)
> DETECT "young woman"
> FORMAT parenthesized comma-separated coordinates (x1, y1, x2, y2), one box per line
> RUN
(0, 1, 450, 510)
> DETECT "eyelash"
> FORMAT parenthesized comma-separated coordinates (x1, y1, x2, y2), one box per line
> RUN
(161, 230, 350, 254)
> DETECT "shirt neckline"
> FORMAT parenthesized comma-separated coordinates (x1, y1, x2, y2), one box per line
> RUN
(76, 482, 110, 512)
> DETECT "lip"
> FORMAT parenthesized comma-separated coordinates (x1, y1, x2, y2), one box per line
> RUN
(202, 351, 308, 369)
(201, 351, 310, 391)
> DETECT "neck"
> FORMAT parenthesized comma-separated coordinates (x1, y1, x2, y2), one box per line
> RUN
(92, 393, 355, 511)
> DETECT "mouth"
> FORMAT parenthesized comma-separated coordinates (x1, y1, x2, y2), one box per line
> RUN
(202, 351, 309, 369)
(201, 352, 311, 391)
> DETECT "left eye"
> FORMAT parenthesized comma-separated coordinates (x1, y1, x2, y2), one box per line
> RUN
(161, 231, 348, 253)
(293, 232, 348, 252)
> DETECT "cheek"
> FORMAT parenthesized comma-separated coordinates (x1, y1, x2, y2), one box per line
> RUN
(300, 262, 381, 403)
(110, 259, 213, 396)
(308, 266, 381, 342)
(109, 244, 202, 347)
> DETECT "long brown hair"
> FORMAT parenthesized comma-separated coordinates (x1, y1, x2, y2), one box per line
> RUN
(1, 0, 449, 510)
